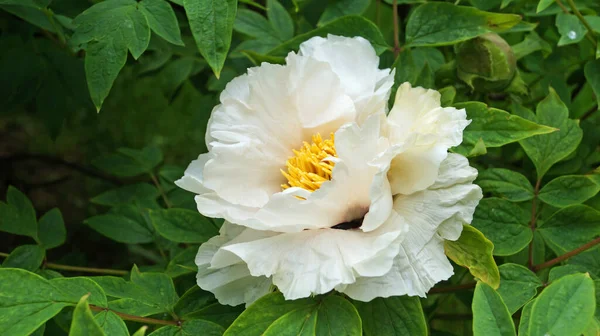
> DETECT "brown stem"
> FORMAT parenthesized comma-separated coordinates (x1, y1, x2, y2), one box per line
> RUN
(0, 252, 129, 275)
(45, 263, 129, 276)
(429, 282, 476, 294)
(89, 305, 181, 326)
(533, 237, 600, 272)
(554, 0, 570, 13)
(528, 179, 542, 270)
(150, 172, 172, 208)
(581, 106, 598, 120)
(392, 0, 401, 57)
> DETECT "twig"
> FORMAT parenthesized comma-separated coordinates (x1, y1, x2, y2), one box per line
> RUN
(392, 0, 401, 57)
(533, 237, 600, 271)
(554, 0, 570, 13)
(1, 154, 123, 185)
(565, 0, 598, 48)
(89, 305, 181, 326)
(581, 106, 598, 120)
(0, 252, 129, 275)
(528, 178, 542, 270)
(44, 262, 129, 276)
(429, 282, 476, 294)
(149, 172, 172, 208)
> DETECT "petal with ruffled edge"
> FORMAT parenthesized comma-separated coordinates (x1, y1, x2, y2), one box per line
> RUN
(221, 215, 406, 300)
(386, 83, 470, 195)
(340, 154, 482, 301)
(196, 222, 272, 307)
(298, 35, 393, 121)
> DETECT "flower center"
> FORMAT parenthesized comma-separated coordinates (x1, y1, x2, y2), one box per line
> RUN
(281, 133, 337, 192)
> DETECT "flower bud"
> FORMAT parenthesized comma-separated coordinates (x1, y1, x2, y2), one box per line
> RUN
(456, 33, 521, 93)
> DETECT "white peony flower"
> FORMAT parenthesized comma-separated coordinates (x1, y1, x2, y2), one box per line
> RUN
(176, 35, 483, 306)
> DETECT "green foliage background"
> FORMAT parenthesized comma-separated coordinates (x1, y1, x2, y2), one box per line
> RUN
(1, 0, 600, 335)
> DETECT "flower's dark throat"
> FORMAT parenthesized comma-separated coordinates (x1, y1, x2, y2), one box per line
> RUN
(331, 217, 363, 230)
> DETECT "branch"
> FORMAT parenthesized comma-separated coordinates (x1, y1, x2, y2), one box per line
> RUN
(392, 0, 401, 57)
(533, 236, 600, 272)
(44, 262, 129, 276)
(428, 282, 476, 294)
(150, 172, 172, 208)
(1, 154, 123, 185)
(89, 305, 181, 326)
(528, 178, 542, 270)
(0, 252, 129, 275)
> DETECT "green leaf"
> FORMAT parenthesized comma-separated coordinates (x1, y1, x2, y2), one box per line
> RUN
(149, 320, 224, 336)
(0, 0, 47, 8)
(556, 12, 586, 46)
(585, 59, 600, 108)
(454, 102, 556, 155)
(0, 186, 37, 239)
(184, 0, 237, 78)
(37, 208, 66, 249)
(92, 146, 163, 177)
(0, 269, 72, 335)
(224, 293, 361, 336)
(92, 183, 160, 206)
(496, 264, 542, 314)
(472, 198, 532, 256)
(84, 39, 128, 111)
(71, 0, 151, 110)
(85, 214, 154, 244)
(353, 296, 427, 336)
(518, 300, 534, 336)
(185, 302, 244, 329)
(69, 294, 105, 336)
(133, 326, 149, 336)
(512, 31, 552, 60)
(539, 175, 600, 208)
(95, 311, 128, 336)
(536, 0, 554, 13)
(165, 246, 198, 278)
(445, 225, 500, 288)
(94, 266, 179, 315)
(405, 3, 521, 47)
(472, 282, 516, 336)
(519, 89, 583, 179)
(174, 286, 215, 318)
(537, 205, 600, 255)
(235, 9, 278, 39)
(139, 0, 184, 46)
(528, 273, 595, 336)
(267, 0, 293, 40)
(318, 0, 370, 26)
(150, 208, 218, 243)
(269, 16, 390, 56)
(2, 245, 45, 271)
(476, 169, 534, 202)
(51, 277, 108, 307)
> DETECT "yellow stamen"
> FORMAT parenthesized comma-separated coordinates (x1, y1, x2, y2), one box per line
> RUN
(281, 133, 337, 192)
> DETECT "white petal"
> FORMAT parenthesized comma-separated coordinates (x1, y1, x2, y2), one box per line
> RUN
(247, 116, 393, 232)
(196, 222, 272, 306)
(222, 219, 405, 300)
(342, 154, 482, 300)
(387, 82, 470, 195)
(342, 233, 453, 300)
(286, 52, 356, 134)
(298, 35, 393, 124)
(175, 153, 213, 195)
